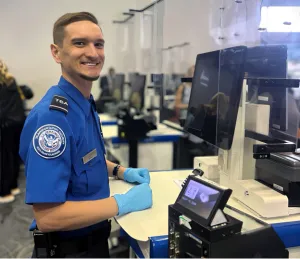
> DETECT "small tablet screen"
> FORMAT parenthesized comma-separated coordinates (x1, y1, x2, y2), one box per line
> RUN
(177, 179, 220, 219)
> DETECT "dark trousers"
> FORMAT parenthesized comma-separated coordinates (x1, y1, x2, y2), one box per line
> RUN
(32, 222, 111, 258)
(0, 123, 23, 196)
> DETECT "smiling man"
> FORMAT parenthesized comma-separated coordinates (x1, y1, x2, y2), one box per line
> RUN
(19, 12, 153, 258)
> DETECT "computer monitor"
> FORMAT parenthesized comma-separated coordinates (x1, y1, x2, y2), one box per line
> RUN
(128, 72, 139, 87)
(129, 74, 146, 111)
(246, 45, 287, 78)
(151, 73, 164, 95)
(184, 46, 247, 150)
(111, 73, 125, 102)
(246, 45, 288, 132)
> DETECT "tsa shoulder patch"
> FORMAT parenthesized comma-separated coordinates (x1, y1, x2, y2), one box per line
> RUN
(33, 124, 66, 159)
(49, 95, 68, 114)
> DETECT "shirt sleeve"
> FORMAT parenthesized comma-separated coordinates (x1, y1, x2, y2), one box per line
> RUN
(22, 109, 74, 204)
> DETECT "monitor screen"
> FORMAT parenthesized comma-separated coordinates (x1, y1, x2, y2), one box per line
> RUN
(184, 46, 247, 150)
(129, 75, 146, 110)
(177, 179, 220, 219)
(129, 72, 139, 86)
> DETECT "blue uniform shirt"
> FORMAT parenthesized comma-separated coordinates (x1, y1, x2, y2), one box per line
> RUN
(19, 76, 109, 236)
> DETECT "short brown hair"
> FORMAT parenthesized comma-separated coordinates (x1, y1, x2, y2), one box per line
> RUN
(53, 12, 99, 46)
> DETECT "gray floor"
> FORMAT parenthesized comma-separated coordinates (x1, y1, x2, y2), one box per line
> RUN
(0, 171, 34, 258)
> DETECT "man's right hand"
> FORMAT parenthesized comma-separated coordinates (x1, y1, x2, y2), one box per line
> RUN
(113, 183, 153, 216)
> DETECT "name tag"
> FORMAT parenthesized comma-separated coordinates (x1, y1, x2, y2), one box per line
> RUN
(82, 149, 97, 164)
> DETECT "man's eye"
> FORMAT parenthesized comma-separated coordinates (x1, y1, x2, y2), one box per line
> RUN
(95, 42, 104, 48)
(74, 42, 85, 46)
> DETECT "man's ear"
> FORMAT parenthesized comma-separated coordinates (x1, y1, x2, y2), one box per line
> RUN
(50, 44, 62, 64)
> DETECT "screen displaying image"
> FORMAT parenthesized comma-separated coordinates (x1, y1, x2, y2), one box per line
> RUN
(177, 179, 220, 219)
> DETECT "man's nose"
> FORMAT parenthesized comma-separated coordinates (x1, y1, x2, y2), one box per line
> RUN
(85, 44, 98, 58)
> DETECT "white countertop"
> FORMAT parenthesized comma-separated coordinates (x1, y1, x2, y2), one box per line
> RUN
(98, 113, 117, 123)
(102, 123, 183, 140)
(110, 170, 191, 241)
(109, 169, 300, 242)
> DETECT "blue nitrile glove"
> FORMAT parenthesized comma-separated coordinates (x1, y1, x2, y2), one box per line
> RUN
(123, 167, 150, 184)
(113, 183, 153, 216)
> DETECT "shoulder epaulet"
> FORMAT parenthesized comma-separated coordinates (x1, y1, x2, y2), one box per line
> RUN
(49, 95, 68, 114)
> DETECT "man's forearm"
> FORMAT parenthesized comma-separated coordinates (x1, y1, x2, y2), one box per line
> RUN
(33, 197, 118, 232)
(106, 160, 126, 179)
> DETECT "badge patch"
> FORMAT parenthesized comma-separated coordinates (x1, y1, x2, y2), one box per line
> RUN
(82, 149, 97, 164)
(33, 124, 66, 159)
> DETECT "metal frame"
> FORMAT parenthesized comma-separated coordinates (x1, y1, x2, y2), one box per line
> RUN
(112, 12, 134, 24)
(129, 0, 164, 13)
(112, 0, 165, 24)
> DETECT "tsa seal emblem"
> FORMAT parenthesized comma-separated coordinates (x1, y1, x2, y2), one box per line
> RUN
(33, 124, 66, 159)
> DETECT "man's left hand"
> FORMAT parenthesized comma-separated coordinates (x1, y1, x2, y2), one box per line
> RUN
(123, 168, 150, 184)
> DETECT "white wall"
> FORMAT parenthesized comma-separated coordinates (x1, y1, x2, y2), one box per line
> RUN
(0, 0, 152, 107)
(162, 0, 262, 74)
(0, 0, 263, 107)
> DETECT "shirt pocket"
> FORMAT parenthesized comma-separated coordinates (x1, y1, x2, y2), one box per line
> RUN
(72, 152, 104, 196)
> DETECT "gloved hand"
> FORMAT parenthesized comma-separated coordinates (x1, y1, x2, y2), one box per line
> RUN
(123, 167, 150, 184)
(114, 183, 153, 216)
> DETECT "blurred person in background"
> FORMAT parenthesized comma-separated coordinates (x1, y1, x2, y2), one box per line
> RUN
(96, 67, 116, 113)
(0, 59, 27, 203)
(100, 67, 116, 97)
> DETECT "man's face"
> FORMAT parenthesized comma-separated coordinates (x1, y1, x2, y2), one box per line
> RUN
(58, 20, 105, 81)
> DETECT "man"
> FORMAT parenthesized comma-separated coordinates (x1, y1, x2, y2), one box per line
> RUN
(19, 12, 152, 258)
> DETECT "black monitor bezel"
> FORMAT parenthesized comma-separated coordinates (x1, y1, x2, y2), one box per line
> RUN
(174, 175, 232, 227)
(184, 46, 247, 150)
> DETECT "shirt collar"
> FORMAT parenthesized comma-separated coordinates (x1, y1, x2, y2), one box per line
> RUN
(57, 76, 91, 117)
(89, 95, 97, 112)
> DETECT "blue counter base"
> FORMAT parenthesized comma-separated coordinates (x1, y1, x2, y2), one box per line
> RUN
(273, 221, 300, 248)
(101, 121, 117, 126)
(123, 221, 300, 258)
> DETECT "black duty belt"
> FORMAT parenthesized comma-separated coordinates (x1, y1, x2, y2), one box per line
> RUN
(58, 221, 111, 255)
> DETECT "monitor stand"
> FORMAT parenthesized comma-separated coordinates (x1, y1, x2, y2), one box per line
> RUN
(219, 79, 300, 218)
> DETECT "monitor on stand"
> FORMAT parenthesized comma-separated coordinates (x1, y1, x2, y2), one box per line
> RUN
(128, 72, 139, 86)
(246, 45, 289, 133)
(184, 46, 247, 150)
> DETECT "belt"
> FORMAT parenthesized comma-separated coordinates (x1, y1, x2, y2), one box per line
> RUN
(55, 221, 111, 256)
